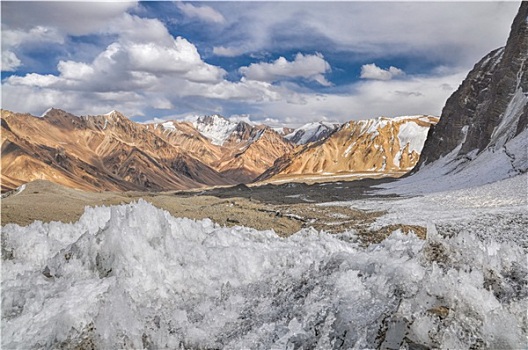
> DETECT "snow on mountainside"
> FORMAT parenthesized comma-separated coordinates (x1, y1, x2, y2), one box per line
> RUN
(2, 106, 439, 192)
(2, 172, 526, 349)
(382, 2, 527, 195)
(192, 114, 239, 146)
(285, 121, 338, 145)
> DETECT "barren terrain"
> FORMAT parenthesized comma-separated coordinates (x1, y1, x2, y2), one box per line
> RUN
(1, 178, 422, 243)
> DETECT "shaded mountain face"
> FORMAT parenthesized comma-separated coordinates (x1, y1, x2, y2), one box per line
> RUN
(216, 126, 296, 183)
(258, 116, 438, 181)
(402, 2, 527, 192)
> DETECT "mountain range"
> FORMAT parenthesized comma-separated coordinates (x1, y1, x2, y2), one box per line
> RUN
(1, 110, 436, 193)
(3, 2, 526, 195)
(258, 115, 438, 181)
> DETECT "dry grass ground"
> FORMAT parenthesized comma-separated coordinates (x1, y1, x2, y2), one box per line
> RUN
(2, 179, 424, 244)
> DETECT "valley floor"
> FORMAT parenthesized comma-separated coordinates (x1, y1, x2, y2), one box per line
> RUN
(1, 177, 398, 236)
(1, 174, 527, 349)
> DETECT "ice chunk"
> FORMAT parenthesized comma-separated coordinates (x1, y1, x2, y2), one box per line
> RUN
(2, 199, 526, 349)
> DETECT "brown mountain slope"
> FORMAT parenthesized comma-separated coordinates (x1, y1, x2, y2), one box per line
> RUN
(146, 120, 224, 166)
(147, 117, 295, 183)
(216, 126, 295, 183)
(1, 109, 235, 192)
(2, 109, 437, 193)
(258, 115, 438, 181)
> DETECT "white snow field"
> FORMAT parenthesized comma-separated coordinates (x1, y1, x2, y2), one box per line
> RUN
(2, 175, 527, 349)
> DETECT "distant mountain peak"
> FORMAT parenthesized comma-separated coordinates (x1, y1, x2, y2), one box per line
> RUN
(104, 109, 119, 116)
(196, 114, 229, 125)
(41, 107, 73, 117)
(193, 114, 240, 146)
(101, 110, 127, 121)
(285, 121, 339, 145)
(40, 107, 55, 118)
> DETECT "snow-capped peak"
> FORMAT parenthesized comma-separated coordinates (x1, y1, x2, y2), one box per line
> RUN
(104, 110, 119, 116)
(40, 107, 54, 118)
(161, 121, 176, 132)
(285, 121, 338, 145)
(193, 114, 239, 146)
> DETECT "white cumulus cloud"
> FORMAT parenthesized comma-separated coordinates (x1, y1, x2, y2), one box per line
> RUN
(236, 69, 466, 126)
(360, 64, 405, 81)
(1, 2, 481, 124)
(240, 53, 332, 86)
(2, 26, 64, 48)
(125, 37, 226, 82)
(1, 51, 21, 72)
(1, 13, 287, 117)
(2, 1, 138, 36)
(204, 2, 518, 69)
(177, 2, 226, 24)
(212, 46, 245, 57)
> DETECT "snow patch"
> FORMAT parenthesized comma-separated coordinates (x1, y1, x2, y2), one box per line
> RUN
(393, 150, 402, 167)
(161, 121, 176, 132)
(285, 122, 337, 145)
(2, 184, 26, 199)
(104, 110, 118, 117)
(193, 115, 238, 146)
(40, 107, 54, 118)
(15, 184, 26, 195)
(382, 92, 526, 195)
(397, 120, 430, 153)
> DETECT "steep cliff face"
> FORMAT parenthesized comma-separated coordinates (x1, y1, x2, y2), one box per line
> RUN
(259, 116, 438, 181)
(392, 3, 527, 193)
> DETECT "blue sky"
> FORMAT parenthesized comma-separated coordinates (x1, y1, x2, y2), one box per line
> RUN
(1, 1, 520, 126)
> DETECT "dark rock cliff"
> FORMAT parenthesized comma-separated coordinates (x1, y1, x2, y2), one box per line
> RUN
(414, 2, 528, 170)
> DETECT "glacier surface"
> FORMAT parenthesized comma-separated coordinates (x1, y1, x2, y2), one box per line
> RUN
(2, 176, 527, 349)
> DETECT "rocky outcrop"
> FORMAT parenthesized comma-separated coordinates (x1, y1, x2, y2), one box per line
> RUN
(415, 2, 527, 171)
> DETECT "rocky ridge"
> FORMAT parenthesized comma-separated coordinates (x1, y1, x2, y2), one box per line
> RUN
(1, 109, 233, 192)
